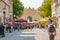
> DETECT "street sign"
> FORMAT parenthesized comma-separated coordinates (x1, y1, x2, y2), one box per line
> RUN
(59, 16, 60, 18)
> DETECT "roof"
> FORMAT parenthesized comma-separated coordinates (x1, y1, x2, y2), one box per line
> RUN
(0, 0, 9, 6)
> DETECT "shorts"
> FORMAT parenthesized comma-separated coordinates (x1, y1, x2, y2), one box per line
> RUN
(49, 35, 54, 40)
(50, 32, 55, 35)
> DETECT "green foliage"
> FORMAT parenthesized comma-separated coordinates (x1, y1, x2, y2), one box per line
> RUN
(41, 23, 45, 28)
(38, 0, 52, 18)
(27, 16, 32, 22)
(13, 0, 24, 19)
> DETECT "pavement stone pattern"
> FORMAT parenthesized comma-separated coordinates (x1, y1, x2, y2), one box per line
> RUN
(0, 28, 60, 40)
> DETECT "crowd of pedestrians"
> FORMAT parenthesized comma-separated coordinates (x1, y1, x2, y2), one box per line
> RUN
(0, 17, 57, 40)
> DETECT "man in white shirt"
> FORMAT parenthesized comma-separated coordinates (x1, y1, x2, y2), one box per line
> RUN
(48, 20, 56, 40)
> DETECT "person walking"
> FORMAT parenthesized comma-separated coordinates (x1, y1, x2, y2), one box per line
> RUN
(8, 22, 11, 33)
(0, 17, 5, 37)
(48, 20, 56, 40)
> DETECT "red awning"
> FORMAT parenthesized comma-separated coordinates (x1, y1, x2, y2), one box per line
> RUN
(14, 19, 27, 22)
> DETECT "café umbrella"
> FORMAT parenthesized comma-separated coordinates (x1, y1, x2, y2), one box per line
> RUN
(38, 19, 48, 23)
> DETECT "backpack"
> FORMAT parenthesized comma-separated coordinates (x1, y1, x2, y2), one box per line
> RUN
(49, 24, 55, 32)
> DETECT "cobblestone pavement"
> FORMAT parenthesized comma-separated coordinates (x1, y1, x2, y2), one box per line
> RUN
(0, 28, 60, 40)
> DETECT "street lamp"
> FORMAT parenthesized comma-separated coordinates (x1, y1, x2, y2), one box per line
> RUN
(3, 11, 6, 25)
(3, 7, 6, 25)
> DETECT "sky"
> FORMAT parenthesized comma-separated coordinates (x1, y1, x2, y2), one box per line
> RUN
(20, 0, 44, 9)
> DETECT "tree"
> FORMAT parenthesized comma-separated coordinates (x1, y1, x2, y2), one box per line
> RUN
(38, 0, 52, 18)
(27, 16, 32, 22)
(13, 0, 24, 19)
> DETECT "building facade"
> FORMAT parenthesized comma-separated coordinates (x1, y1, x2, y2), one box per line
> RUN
(20, 7, 40, 22)
(0, 0, 13, 24)
(52, 0, 60, 28)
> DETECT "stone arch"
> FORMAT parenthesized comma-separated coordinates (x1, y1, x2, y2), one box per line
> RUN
(27, 16, 32, 22)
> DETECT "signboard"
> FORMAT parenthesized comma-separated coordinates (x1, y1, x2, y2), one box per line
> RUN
(59, 16, 60, 18)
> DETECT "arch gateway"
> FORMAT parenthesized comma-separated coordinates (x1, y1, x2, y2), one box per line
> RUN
(20, 7, 41, 22)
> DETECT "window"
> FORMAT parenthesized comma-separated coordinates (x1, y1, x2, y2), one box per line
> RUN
(58, 0, 60, 4)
